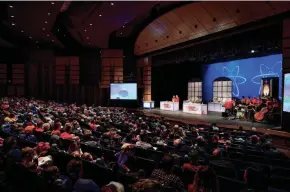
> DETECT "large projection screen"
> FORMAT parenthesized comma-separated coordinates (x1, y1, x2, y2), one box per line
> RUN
(283, 73, 290, 112)
(110, 83, 137, 100)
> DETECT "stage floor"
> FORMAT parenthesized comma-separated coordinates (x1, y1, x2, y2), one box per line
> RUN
(142, 108, 280, 130)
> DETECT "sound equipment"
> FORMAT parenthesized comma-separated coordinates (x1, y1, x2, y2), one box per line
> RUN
(260, 77, 279, 98)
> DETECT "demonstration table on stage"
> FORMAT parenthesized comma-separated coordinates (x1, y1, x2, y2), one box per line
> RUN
(160, 101, 179, 111)
(208, 102, 225, 112)
(183, 102, 208, 115)
(143, 101, 154, 109)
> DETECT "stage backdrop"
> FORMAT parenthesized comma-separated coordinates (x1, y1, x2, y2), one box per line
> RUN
(152, 61, 202, 107)
(203, 54, 282, 101)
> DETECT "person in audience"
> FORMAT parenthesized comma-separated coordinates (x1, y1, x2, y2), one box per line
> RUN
(2, 136, 17, 154)
(4, 113, 17, 123)
(136, 134, 153, 149)
(151, 154, 184, 190)
(67, 141, 82, 155)
(189, 166, 219, 192)
(67, 159, 100, 192)
(60, 123, 79, 141)
(51, 122, 62, 136)
(81, 152, 94, 162)
(41, 165, 72, 192)
(115, 143, 134, 173)
(183, 150, 201, 172)
(21, 147, 36, 167)
(3, 136, 22, 162)
(22, 122, 36, 134)
(131, 179, 162, 192)
(34, 120, 44, 133)
(240, 167, 264, 192)
(101, 182, 124, 192)
(35, 142, 50, 157)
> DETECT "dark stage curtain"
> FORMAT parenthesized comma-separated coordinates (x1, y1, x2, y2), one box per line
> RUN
(152, 61, 202, 107)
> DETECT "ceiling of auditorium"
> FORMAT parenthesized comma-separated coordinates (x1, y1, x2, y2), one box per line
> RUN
(134, 1, 290, 56)
(0, 1, 177, 49)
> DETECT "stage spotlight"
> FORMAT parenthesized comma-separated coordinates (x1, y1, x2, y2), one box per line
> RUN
(251, 50, 255, 53)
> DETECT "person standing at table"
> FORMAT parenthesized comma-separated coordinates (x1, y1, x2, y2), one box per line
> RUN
(176, 95, 179, 102)
(172, 96, 176, 102)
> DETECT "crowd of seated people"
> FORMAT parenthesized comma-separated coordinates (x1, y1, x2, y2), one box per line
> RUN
(0, 97, 289, 192)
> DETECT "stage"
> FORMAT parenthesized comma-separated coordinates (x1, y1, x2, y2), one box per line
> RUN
(141, 108, 280, 130)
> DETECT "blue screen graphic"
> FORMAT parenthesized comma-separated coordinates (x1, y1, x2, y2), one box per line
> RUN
(202, 54, 282, 101)
(110, 83, 137, 100)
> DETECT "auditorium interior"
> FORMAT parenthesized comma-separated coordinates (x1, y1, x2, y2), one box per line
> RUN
(1, 1, 290, 192)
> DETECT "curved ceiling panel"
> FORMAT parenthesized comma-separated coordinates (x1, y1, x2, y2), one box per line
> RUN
(135, 1, 290, 55)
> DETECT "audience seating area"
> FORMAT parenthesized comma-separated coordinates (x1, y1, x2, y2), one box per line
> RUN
(0, 97, 289, 192)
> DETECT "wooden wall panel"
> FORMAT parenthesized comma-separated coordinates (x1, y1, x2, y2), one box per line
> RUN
(12, 64, 24, 85)
(69, 56, 79, 85)
(137, 57, 152, 101)
(100, 49, 123, 88)
(0, 64, 7, 84)
(55, 57, 67, 85)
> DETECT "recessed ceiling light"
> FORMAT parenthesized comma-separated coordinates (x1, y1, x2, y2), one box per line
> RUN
(11, 15, 14, 18)
(120, 32, 122, 35)
(42, 28, 46, 31)
(90, 23, 92, 26)
(45, 21, 48, 24)
(12, 23, 15, 26)
(9, 5, 13, 8)
(47, 34, 50, 37)
(48, 13, 51, 16)
(52, 40, 54, 42)
(111, 2, 114, 6)
(84, 29, 87, 32)
(21, 30, 24, 33)
(87, 37, 90, 39)
(99, 14, 102, 17)
(51, 2, 54, 5)
(29, 37, 32, 39)
(122, 25, 125, 28)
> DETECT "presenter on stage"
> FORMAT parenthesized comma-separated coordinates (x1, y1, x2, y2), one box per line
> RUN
(172, 95, 176, 102)
(176, 95, 180, 102)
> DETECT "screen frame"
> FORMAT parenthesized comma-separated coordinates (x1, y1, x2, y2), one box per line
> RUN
(283, 73, 290, 112)
(110, 83, 138, 100)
